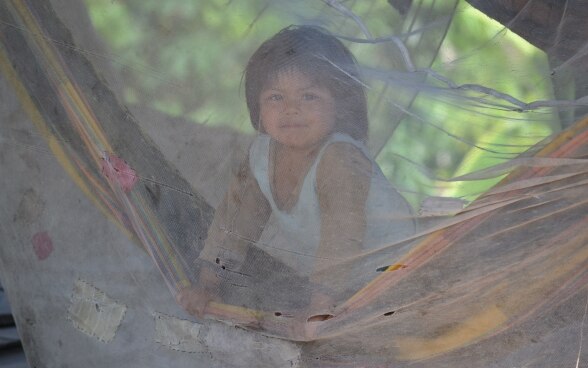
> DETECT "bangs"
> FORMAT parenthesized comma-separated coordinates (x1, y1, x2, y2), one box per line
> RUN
(260, 63, 342, 91)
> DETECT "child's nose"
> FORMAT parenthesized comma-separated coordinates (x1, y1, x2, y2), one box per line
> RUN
(283, 97, 300, 115)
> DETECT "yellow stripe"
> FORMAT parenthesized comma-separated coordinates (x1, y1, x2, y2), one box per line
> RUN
(62, 81, 114, 152)
(396, 219, 588, 360)
(10, 0, 114, 155)
(0, 41, 132, 239)
(395, 305, 507, 360)
(132, 195, 191, 287)
(386, 264, 406, 272)
(57, 90, 103, 165)
(9, 0, 68, 83)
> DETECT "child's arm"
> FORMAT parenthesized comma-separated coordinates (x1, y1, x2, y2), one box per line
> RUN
(311, 142, 372, 306)
(178, 156, 271, 318)
(201, 156, 271, 267)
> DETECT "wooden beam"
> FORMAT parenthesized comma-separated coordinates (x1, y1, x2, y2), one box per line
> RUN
(466, 0, 588, 61)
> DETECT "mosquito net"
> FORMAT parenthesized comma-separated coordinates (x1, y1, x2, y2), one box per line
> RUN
(0, 0, 587, 367)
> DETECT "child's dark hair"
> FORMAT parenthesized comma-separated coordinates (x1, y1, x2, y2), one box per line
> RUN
(244, 25, 368, 141)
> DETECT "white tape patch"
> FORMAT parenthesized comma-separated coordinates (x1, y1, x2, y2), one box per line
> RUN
(67, 279, 127, 343)
(153, 312, 207, 353)
(153, 312, 302, 367)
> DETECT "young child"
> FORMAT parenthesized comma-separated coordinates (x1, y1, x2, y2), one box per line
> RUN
(178, 25, 416, 324)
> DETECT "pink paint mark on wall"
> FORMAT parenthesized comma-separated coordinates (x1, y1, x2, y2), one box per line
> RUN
(101, 154, 138, 193)
(32, 231, 53, 260)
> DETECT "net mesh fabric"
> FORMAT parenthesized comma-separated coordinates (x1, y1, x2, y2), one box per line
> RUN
(0, 1, 587, 367)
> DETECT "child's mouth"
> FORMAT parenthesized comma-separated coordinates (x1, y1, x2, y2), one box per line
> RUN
(280, 123, 307, 129)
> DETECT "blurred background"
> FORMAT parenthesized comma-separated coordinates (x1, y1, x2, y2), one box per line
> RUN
(82, 0, 562, 208)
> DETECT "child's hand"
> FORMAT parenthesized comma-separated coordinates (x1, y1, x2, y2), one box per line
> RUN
(176, 287, 216, 318)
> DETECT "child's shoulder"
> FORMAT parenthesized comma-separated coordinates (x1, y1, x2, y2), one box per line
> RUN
(318, 135, 373, 180)
(321, 133, 371, 162)
(322, 140, 368, 161)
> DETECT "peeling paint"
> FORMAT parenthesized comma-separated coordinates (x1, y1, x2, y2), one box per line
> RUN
(31, 231, 53, 260)
(67, 279, 126, 343)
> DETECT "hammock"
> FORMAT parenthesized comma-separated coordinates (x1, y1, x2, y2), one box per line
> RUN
(1, 1, 587, 367)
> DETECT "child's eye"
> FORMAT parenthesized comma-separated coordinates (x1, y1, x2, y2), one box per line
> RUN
(267, 94, 283, 101)
(302, 93, 319, 101)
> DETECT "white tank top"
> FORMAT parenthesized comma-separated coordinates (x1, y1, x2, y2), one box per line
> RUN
(249, 133, 416, 275)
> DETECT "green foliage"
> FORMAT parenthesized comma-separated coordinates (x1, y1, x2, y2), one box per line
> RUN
(377, 2, 555, 204)
(86, 0, 274, 129)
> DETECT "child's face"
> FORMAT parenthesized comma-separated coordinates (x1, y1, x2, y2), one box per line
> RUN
(259, 69, 336, 150)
